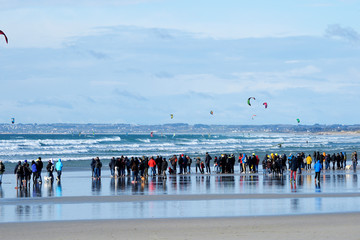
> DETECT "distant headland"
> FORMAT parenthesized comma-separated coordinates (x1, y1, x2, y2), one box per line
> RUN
(1, 123, 360, 135)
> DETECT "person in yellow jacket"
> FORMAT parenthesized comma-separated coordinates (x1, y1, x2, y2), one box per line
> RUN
(306, 154, 312, 171)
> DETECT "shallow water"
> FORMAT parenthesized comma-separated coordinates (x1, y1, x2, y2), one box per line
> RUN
(0, 170, 360, 222)
(1, 197, 360, 223)
(0, 170, 360, 198)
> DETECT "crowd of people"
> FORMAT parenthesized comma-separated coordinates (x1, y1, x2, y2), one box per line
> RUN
(12, 158, 63, 189)
(0, 150, 357, 188)
(90, 151, 358, 184)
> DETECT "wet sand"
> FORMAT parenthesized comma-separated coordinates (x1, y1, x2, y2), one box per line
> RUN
(1, 213, 359, 240)
(2, 192, 360, 205)
(1, 171, 360, 239)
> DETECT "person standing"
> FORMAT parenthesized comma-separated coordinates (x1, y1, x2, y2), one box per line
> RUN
(23, 160, 31, 189)
(162, 158, 168, 178)
(187, 156, 192, 174)
(241, 154, 247, 174)
(228, 154, 235, 173)
(325, 154, 331, 170)
(109, 157, 116, 177)
(90, 158, 96, 178)
(178, 154, 184, 174)
(148, 157, 156, 176)
(205, 152, 212, 174)
(156, 156, 162, 176)
(94, 158, 102, 180)
(125, 157, 131, 176)
(31, 160, 38, 184)
(340, 152, 345, 169)
(139, 158, 145, 179)
(183, 155, 188, 174)
(296, 154, 302, 175)
(143, 157, 149, 178)
(216, 156, 221, 173)
(36, 157, 43, 184)
(336, 153, 341, 170)
(314, 160, 322, 182)
(239, 154, 244, 173)
(169, 155, 177, 174)
(331, 153, 336, 170)
(195, 157, 201, 173)
(115, 157, 121, 178)
(14, 161, 24, 188)
(0, 161, 5, 185)
(131, 158, 139, 183)
(55, 159, 63, 182)
(352, 151, 358, 172)
(46, 160, 54, 182)
(306, 154, 312, 171)
(290, 154, 298, 182)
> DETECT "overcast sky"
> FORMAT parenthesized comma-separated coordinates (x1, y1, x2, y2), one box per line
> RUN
(0, 0, 360, 125)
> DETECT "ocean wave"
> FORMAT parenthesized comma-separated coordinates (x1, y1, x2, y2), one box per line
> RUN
(1, 133, 360, 165)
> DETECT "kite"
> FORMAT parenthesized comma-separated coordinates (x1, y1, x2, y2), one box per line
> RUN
(263, 102, 268, 108)
(210, 110, 214, 115)
(247, 97, 255, 106)
(170, 114, 173, 119)
(11, 118, 15, 124)
(296, 118, 300, 124)
(252, 114, 256, 120)
(0, 30, 8, 44)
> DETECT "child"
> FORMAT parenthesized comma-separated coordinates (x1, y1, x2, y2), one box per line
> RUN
(200, 161, 205, 174)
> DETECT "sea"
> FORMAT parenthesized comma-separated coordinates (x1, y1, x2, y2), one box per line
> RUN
(2, 132, 360, 222)
(0, 132, 359, 170)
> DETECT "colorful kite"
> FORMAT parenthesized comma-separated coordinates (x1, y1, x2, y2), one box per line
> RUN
(0, 30, 8, 44)
(247, 97, 256, 106)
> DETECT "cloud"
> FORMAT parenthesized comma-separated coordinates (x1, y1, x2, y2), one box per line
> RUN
(150, 28, 174, 40)
(186, 91, 213, 99)
(88, 50, 109, 60)
(90, 81, 126, 87)
(154, 72, 174, 79)
(325, 24, 360, 43)
(18, 98, 73, 109)
(113, 89, 148, 101)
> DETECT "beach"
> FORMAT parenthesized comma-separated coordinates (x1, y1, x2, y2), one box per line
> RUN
(1, 133, 360, 239)
(1, 169, 360, 239)
(1, 213, 360, 240)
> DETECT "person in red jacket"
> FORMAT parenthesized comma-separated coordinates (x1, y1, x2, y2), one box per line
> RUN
(148, 157, 156, 176)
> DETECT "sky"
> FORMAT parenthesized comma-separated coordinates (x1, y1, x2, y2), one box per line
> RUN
(0, 0, 360, 125)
